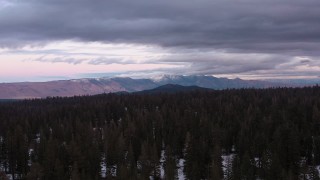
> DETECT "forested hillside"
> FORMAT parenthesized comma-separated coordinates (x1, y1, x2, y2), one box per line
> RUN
(1, 87, 320, 179)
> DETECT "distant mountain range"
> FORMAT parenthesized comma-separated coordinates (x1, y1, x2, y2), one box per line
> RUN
(0, 75, 316, 99)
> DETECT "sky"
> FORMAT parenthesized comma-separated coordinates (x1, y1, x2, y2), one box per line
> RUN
(0, 0, 320, 82)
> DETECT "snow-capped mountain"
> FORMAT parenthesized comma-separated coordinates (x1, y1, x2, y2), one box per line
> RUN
(152, 75, 279, 89)
(0, 75, 286, 99)
(151, 74, 185, 82)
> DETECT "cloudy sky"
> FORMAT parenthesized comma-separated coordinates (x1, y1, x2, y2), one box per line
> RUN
(0, 0, 320, 82)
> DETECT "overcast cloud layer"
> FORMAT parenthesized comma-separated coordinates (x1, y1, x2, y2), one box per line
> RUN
(0, 0, 320, 80)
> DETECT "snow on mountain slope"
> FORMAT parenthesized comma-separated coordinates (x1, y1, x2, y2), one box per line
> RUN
(0, 75, 285, 99)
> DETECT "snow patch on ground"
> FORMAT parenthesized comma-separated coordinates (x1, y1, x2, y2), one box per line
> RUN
(0, 163, 5, 172)
(110, 165, 117, 177)
(177, 158, 186, 180)
(254, 157, 260, 168)
(300, 157, 307, 167)
(28, 149, 34, 167)
(159, 150, 165, 179)
(222, 153, 235, 179)
(100, 154, 117, 178)
(35, 133, 40, 143)
(6, 174, 12, 180)
(298, 157, 320, 179)
(6, 174, 20, 180)
(101, 154, 106, 178)
(231, 145, 236, 152)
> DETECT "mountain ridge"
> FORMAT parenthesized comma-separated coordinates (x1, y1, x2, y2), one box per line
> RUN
(0, 75, 286, 99)
(135, 84, 212, 94)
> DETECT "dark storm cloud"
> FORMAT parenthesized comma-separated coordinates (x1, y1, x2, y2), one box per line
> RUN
(1, 0, 320, 79)
(1, 0, 320, 54)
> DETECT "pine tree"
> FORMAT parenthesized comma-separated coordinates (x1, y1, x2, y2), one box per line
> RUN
(71, 162, 80, 180)
(164, 146, 176, 180)
(26, 163, 43, 180)
(231, 154, 240, 180)
(138, 142, 152, 179)
(269, 153, 282, 180)
(260, 150, 271, 179)
(150, 144, 160, 179)
(240, 152, 254, 180)
(210, 145, 223, 180)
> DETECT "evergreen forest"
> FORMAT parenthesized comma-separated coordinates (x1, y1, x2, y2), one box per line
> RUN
(1, 87, 320, 179)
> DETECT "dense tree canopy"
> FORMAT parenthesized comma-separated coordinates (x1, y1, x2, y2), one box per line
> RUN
(0, 86, 320, 179)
